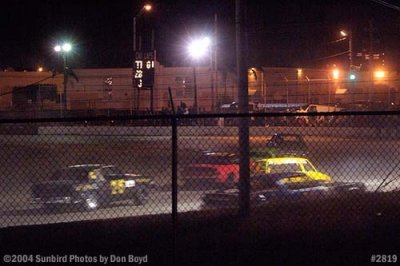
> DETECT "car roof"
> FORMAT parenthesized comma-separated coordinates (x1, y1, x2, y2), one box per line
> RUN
(251, 172, 317, 189)
(66, 164, 116, 170)
(194, 152, 238, 165)
(201, 151, 237, 157)
(263, 157, 309, 164)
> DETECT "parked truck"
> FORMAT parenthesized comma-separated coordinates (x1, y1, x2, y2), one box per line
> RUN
(296, 104, 343, 126)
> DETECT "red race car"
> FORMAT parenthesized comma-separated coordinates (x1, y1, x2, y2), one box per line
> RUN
(180, 151, 239, 190)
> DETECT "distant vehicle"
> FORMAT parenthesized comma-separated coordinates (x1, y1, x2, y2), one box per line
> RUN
(31, 164, 153, 210)
(250, 133, 308, 159)
(256, 103, 307, 113)
(251, 157, 332, 182)
(220, 102, 258, 113)
(219, 102, 259, 126)
(297, 104, 343, 113)
(202, 172, 366, 209)
(296, 104, 343, 126)
(180, 151, 239, 189)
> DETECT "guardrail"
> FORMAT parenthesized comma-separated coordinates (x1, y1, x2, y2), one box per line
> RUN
(36, 125, 398, 138)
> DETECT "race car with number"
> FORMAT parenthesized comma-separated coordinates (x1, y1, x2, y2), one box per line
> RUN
(250, 133, 308, 160)
(31, 164, 153, 210)
(251, 157, 332, 182)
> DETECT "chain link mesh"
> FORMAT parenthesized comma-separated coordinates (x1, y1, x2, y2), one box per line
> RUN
(1, 112, 400, 231)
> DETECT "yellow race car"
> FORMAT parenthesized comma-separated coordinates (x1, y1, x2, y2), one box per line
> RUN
(251, 157, 332, 182)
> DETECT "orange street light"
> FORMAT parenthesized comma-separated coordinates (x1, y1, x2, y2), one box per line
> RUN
(144, 4, 152, 11)
(332, 68, 340, 80)
(374, 70, 386, 79)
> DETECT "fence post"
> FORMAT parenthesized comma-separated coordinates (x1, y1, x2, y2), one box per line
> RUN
(236, 0, 250, 218)
(171, 115, 178, 265)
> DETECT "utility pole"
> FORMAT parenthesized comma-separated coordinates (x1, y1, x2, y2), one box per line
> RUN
(368, 20, 374, 103)
(193, 66, 199, 114)
(368, 0, 400, 106)
(349, 31, 353, 69)
(63, 54, 68, 116)
(132, 4, 152, 112)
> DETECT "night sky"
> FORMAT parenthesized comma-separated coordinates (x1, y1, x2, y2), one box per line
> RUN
(1, 0, 399, 71)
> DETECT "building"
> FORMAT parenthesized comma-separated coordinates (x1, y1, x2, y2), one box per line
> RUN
(0, 62, 399, 118)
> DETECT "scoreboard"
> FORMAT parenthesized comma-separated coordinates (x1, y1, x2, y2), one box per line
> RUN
(133, 51, 155, 90)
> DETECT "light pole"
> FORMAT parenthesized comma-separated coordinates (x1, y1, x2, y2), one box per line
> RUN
(192, 66, 198, 114)
(305, 76, 311, 103)
(284, 76, 289, 108)
(187, 37, 211, 114)
(340, 30, 353, 70)
(133, 3, 152, 112)
(54, 43, 72, 117)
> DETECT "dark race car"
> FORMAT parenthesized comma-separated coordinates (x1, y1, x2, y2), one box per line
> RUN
(31, 164, 153, 211)
(251, 133, 308, 159)
(202, 172, 366, 209)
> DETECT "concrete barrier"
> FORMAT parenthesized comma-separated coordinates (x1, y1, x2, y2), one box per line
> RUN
(37, 125, 397, 139)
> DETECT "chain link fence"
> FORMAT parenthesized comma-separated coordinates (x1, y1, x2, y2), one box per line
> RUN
(1, 111, 400, 231)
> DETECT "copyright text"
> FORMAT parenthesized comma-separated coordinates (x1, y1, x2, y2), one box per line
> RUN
(3, 254, 148, 264)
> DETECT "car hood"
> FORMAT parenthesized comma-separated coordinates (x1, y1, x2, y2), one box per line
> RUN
(304, 171, 332, 182)
(329, 181, 366, 191)
(31, 180, 81, 198)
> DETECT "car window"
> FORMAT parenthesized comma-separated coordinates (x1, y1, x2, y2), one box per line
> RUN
(268, 163, 300, 173)
(51, 168, 91, 182)
(301, 161, 317, 172)
(199, 154, 238, 164)
(251, 160, 264, 174)
(309, 105, 317, 112)
(101, 167, 124, 179)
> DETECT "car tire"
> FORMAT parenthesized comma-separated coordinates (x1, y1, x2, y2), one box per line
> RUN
(83, 193, 100, 211)
(223, 174, 235, 189)
(43, 203, 60, 213)
(134, 188, 149, 205)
